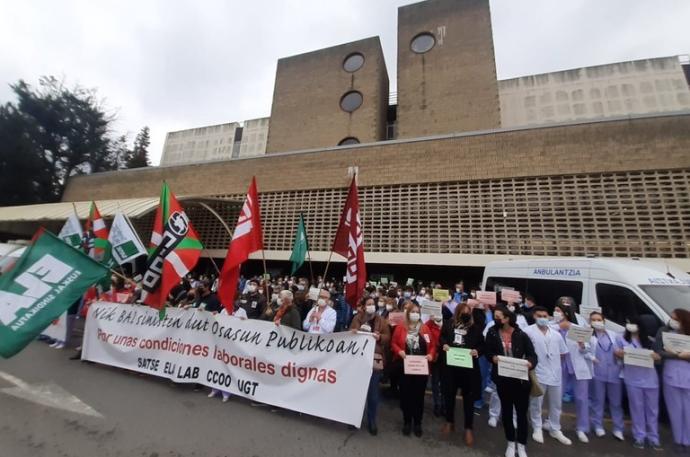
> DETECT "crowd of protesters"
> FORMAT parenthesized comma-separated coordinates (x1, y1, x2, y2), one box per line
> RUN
(41, 271, 690, 456)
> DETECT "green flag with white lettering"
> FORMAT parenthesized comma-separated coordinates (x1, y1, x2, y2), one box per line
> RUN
(0, 230, 110, 358)
(289, 214, 309, 275)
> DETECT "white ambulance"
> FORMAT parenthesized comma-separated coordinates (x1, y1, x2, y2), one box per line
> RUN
(482, 257, 690, 335)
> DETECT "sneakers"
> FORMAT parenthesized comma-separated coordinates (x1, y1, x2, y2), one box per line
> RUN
(649, 441, 663, 451)
(549, 430, 572, 445)
(207, 391, 218, 398)
(532, 428, 544, 444)
(488, 416, 498, 428)
(577, 431, 589, 443)
(595, 428, 606, 438)
(542, 421, 551, 432)
(632, 440, 645, 449)
(54, 342, 65, 349)
(221, 396, 230, 403)
(49, 341, 59, 348)
(516, 443, 528, 457)
(505, 441, 516, 457)
(612, 430, 624, 441)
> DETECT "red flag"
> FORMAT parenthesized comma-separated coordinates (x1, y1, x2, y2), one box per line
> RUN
(332, 176, 367, 307)
(141, 182, 203, 310)
(218, 177, 264, 311)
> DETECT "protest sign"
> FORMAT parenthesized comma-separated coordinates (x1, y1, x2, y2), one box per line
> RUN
(40, 312, 68, 342)
(419, 298, 442, 317)
(497, 356, 529, 380)
(566, 325, 593, 343)
(500, 289, 521, 303)
(476, 291, 497, 306)
(307, 287, 320, 301)
(406, 278, 414, 286)
(432, 289, 450, 302)
(662, 332, 690, 353)
(578, 305, 602, 321)
(83, 302, 374, 427)
(446, 347, 473, 368)
(403, 355, 429, 375)
(623, 347, 654, 368)
(387, 312, 405, 326)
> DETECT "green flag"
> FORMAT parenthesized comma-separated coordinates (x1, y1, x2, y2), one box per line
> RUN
(289, 214, 309, 275)
(0, 230, 110, 358)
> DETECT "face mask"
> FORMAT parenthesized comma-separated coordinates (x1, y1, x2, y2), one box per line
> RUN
(271, 294, 278, 302)
(365, 305, 376, 314)
(248, 285, 257, 293)
(403, 292, 411, 299)
(552, 312, 563, 322)
(470, 292, 476, 298)
(297, 284, 305, 291)
(460, 313, 471, 324)
(377, 300, 385, 308)
(456, 288, 461, 293)
(669, 319, 681, 331)
(385, 304, 394, 311)
(317, 298, 326, 307)
(420, 290, 426, 295)
(536, 317, 549, 327)
(409, 312, 420, 323)
(591, 321, 605, 330)
(626, 323, 639, 333)
(507, 304, 515, 313)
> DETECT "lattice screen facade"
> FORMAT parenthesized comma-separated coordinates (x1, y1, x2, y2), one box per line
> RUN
(131, 168, 690, 260)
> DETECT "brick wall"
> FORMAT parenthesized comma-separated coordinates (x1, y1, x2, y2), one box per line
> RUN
(62, 114, 690, 202)
(266, 37, 389, 153)
(396, 0, 501, 138)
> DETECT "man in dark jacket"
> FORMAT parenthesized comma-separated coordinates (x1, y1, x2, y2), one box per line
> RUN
(273, 290, 302, 330)
(236, 279, 266, 319)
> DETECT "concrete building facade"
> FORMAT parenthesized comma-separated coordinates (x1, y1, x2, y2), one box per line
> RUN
(500, 55, 690, 127)
(160, 122, 241, 166)
(238, 117, 270, 158)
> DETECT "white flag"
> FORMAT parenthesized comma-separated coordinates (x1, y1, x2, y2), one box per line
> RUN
(58, 213, 83, 248)
(108, 212, 147, 265)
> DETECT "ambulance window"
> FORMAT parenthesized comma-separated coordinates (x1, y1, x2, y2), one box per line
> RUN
(595, 283, 661, 333)
(486, 277, 528, 295)
(525, 279, 583, 311)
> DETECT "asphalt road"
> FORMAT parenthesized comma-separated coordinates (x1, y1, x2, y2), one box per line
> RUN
(0, 342, 672, 457)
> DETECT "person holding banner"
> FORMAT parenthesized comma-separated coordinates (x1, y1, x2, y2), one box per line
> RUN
(653, 309, 690, 451)
(589, 312, 625, 441)
(525, 307, 572, 446)
(237, 279, 266, 319)
(615, 317, 662, 450)
(439, 302, 484, 446)
(272, 290, 302, 331)
(350, 297, 391, 436)
(552, 303, 594, 443)
(485, 306, 537, 457)
(303, 289, 336, 334)
(391, 301, 436, 437)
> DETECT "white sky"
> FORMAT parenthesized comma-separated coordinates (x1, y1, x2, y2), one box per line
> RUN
(1, 0, 689, 165)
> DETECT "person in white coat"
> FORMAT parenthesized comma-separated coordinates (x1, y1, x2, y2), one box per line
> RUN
(525, 306, 572, 445)
(303, 289, 337, 334)
(552, 303, 595, 443)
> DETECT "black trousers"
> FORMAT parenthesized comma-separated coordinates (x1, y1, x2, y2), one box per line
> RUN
(442, 366, 477, 429)
(399, 373, 428, 425)
(496, 377, 531, 445)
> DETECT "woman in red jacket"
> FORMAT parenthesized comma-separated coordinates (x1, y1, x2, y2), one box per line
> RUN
(392, 301, 436, 437)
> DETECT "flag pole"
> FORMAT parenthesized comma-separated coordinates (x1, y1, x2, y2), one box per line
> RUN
(301, 213, 315, 286)
(322, 250, 334, 285)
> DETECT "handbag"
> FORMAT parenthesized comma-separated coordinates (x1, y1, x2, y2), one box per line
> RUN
(529, 370, 543, 397)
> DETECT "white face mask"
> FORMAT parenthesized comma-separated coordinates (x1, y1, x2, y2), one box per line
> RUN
(377, 300, 385, 308)
(385, 304, 394, 311)
(317, 298, 326, 307)
(625, 323, 639, 333)
(552, 311, 564, 322)
(365, 305, 376, 314)
(470, 292, 476, 298)
(591, 321, 605, 330)
(297, 284, 305, 291)
(507, 304, 515, 313)
(409, 312, 420, 323)
(248, 285, 257, 293)
(669, 319, 681, 331)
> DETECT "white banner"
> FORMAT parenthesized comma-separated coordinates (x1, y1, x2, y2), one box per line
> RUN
(82, 302, 374, 426)
(41, 312, 68, 341)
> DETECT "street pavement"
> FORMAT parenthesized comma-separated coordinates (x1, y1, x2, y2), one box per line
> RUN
(0, 342, 673, 457)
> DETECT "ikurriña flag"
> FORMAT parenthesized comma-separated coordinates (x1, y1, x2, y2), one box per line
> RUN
(141, 182, 203, 310)
(331, 175, 367, 307)
(218, 177, 264, 312)
(84, 201, 112, 265)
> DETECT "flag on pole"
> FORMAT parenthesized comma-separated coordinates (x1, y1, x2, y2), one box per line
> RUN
(289, 214, 309, 275)
(218, 177, 264, 312)
(108, 212, 147, 266)
(331, 175, 367, 307)
(0, 230, 110, 358)
(83, 201, 112, 265)
(141, 182, 203, 310)
(58, 212, 83, 249)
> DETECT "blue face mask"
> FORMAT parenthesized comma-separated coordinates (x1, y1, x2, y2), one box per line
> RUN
(536, 317, 549, 327)
(403, 292, 411, 299)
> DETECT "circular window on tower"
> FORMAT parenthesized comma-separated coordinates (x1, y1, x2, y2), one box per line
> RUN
(343, 52, 365, 72)
(340, 91, 363, 112)
(338, 137, 360, 146)
(410, 32, 436, 54)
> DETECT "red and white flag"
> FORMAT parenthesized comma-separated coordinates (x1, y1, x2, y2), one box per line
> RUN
(218, 177, 264, 312)
(332, 176, 366, 307)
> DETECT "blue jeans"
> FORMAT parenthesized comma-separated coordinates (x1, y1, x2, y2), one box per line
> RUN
(430, 362, 443, 410)
(367, 370, 382, 427)
(474, 356, 491, 408)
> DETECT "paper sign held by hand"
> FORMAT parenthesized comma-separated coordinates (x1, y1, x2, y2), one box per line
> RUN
(501, 289, 521, 303)
(476, 291, 496, 305)
(404, 355, 429, 375)
(566, 325, 593, 343)
(662, 332, 690, 353)
(387, 312, 405, 326)
(623, 347, 654, 368)
(446, 347, 473, 368)
(307, 287, 320, 301)
(432, 289, 450, 302)
(497, 356, 529, 380)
